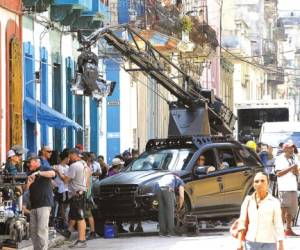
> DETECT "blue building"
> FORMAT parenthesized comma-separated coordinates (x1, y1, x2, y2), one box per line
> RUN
(22, 0, 110, 154)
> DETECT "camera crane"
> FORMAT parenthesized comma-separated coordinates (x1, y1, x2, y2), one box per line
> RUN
(74, 25, 236, 136)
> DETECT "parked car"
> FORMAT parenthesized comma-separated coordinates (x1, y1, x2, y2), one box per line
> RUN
(92, 136, 263, 234)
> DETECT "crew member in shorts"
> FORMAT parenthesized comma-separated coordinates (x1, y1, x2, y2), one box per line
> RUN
(275, 141, 300, 236)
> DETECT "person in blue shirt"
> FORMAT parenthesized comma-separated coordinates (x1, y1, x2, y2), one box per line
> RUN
(39, 145, 53, 170)
(156, 174, 185, 236)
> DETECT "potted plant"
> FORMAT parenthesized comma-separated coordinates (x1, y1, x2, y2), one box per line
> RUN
(181, 15, 192, 42)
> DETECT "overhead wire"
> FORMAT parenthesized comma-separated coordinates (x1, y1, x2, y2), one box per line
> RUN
(98, 41, 170, 104)
(221, 46, 300, 78)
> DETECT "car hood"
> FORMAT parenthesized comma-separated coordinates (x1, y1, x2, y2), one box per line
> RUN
(98, 170, 170, 186)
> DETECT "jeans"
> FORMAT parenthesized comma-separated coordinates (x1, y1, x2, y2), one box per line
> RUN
(245, 241, 277, 250)
(30, 207, 51, 250)
(156, 188, 175, 235)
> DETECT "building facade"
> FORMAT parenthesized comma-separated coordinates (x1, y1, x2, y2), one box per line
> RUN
(277, 13, 300, 119)
(0, 0, 23, 163)
(20, 0, 110, 156)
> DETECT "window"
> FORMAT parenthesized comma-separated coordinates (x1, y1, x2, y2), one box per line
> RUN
(216, 148, 237, 169)
(200, 149, 217, 167)
(126, 149, 194, 172)
(237, 147, 263, 167)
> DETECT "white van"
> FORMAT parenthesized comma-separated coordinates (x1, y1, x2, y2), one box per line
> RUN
(259, 121, 300, 154)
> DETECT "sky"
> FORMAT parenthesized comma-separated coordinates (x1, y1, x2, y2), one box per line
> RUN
(278, 0, 300, 17)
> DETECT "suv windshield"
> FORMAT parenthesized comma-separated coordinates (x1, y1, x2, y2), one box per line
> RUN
(260, 132, 300, 147)
(126, 149, 193, 172)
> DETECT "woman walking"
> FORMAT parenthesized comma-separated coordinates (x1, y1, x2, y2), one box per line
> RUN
(237, 172, 285, 250)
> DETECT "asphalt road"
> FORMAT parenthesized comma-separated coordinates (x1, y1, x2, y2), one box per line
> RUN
(52, 223, 300, 250)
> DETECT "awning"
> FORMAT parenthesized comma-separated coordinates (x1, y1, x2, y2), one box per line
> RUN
(23, 97, 82, 131)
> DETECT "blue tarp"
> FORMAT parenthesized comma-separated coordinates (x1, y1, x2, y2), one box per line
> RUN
(23, 97, 82, 131)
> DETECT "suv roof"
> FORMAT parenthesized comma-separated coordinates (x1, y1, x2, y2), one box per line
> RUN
(145, 135, 241, 151)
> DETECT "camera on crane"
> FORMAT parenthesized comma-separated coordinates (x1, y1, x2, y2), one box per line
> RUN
(71, 35, 115, 104)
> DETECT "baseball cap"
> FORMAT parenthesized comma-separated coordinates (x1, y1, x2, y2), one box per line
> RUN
(283, 140, 295, 150)
(41, 145, 52, 152)
(7, 150, 16, 158)
(122, 150, 131, 157)
(112, 158, 124, 167)
(11, 145, 27, 155)
(68, 148, 83, 157)
(27, 153, 39, 161)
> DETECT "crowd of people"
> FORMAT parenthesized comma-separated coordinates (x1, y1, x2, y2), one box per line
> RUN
(3, 144, 139, 249)
(3, 136, 300, 250)
(236, 139, 300, 250)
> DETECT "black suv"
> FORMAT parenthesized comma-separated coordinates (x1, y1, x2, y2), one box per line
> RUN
(92, 136, 263, 232)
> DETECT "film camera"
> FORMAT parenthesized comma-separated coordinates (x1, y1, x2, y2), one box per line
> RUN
(0, 171, 30, 243)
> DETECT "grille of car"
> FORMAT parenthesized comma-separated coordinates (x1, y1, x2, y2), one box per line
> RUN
(98, 184, 139, 217)
(99, 184, 138, 198)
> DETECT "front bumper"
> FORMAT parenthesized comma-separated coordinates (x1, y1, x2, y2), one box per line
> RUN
(94, 193, 158, 221)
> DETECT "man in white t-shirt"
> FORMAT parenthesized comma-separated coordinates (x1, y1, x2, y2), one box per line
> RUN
(274, 141, 300, 236)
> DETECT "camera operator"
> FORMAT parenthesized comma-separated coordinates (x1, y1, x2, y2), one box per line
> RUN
(26, 154, 55, 250)
(5, 149, 23, 175)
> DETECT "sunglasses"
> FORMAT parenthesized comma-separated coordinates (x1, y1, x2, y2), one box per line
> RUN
(46, 150, 52, 153)
(254, 179, 266, 183)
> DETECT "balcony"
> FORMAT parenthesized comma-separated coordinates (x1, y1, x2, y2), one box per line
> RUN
(50, 0, 90, 26)
(71, 1, 109, 31)
(263, 53, 277, 65)
(145, 3, 218, 55)
(267, 67, 284, 85)
(23, 0, 52, 12)
(263, 40, 277, 65)
(273, 26, 287, 41)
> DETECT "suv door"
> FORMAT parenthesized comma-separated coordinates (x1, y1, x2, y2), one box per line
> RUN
(219, 145, 255, 210)
(185, 148, 224, 212)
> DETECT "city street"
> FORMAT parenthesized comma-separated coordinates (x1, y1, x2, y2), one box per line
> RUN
(2, 0, 300, 249)
(52, 223, 300, 250)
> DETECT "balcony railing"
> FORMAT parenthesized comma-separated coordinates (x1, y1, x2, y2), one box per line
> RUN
(267, 67, 284, 85)
(23, 0, 52, 12)
(71, 0, 110, 30)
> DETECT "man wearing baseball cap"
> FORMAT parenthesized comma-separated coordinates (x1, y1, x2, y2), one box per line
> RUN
(26, 153, 55, 250)
(56, 148, 87, 248)
(5, 145, 26, 175)
(275, 140, 300, 236)
(108, 158, 124, 176)
(40, 145, 53, 170)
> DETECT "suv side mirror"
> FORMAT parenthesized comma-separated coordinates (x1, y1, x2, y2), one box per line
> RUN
(195, 166, 207, 176)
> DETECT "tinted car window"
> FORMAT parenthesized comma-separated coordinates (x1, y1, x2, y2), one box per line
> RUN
(237, 147, 262, 166)
(126, 149, 194, 172)
(171, 150, 193, 171)
(217, 148, 237, 169)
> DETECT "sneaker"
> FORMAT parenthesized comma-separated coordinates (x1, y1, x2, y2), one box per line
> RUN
(129, 224, 135, 233)
(159, 233, 168, 237)
(134, 225, 144, 233)
(166, 233, 177, 237)
(118, 227, 128, 234)
(64, 230, 72, 239)
(87, 232, 97, 240)
(69, 240, 87, 248)
(285, 229, 300, 237)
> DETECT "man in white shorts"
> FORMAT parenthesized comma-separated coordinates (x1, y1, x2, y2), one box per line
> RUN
(275, 141, 299, 236)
